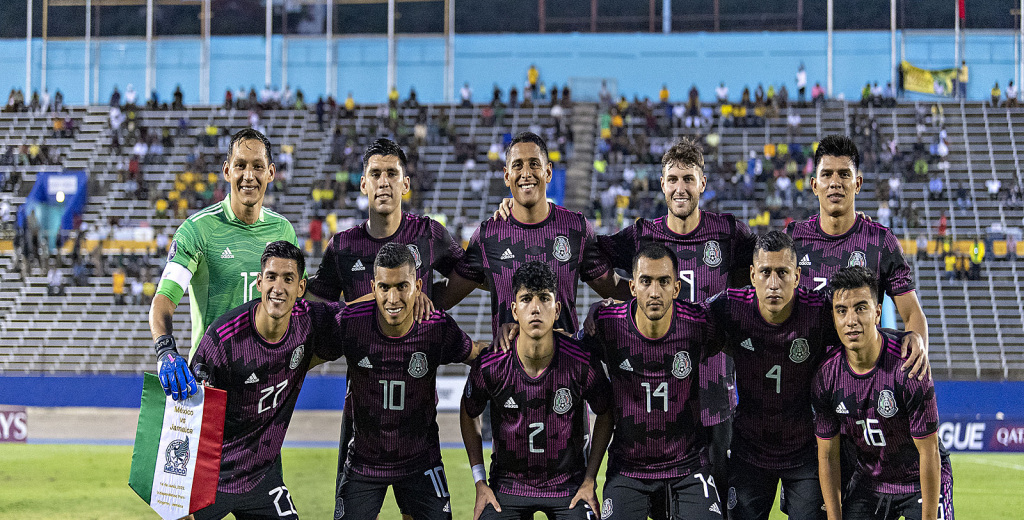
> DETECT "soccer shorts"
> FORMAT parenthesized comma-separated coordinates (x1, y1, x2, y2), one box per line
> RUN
(727, 455, 826, 520)
(478, 492, 594, 520)
(335, 463, 452, 520)
(192, 456, 298, 520)
(601, 467, 723, 520)
(843, 473, 954, 520)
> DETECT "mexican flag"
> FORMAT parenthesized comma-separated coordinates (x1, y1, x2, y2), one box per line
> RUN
(129, 373, 227, 520)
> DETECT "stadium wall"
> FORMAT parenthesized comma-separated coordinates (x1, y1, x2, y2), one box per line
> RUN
(0, 30, 1016, 106)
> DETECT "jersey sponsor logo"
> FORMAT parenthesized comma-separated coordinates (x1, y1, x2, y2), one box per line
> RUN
(408, 352, 429, 378)
(553, 235, 572, 262)
(553, 388, 573, 414)
(789, 338, 810, 363)
(357, 357, 373, 369)
(836, 402, 850, 414)
(334, 497, 344, 519)
(741, 338, 754, 351)
(500, 248, 515, 260)
(221, 247, 234, 259)
(289, 345, 305, 370)
(727, 487, 737, 510)
(672, 351, 692, 379)
(710, 502, 722, 514)
(849, 250, 867, 268)
(799, 254, 811, 266)
(704, 240, 723, 267)
(352, 259, 365, 271)
(877, 389, 899, 418)
(407, 244, 422, 269)
(601, 498, 613, 519)
(163, 437, 190, 476)
(618, 359, 634, 372)
(245, 373, 260, 384)
(504, 397, 518, 409)
(167, 240, 177, 262)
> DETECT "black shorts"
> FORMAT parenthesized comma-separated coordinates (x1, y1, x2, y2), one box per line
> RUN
(335, 463, 452, 520)
(479, 491, 594, 520)
(193, 457, 298, 520)
(727, 455, 826, 520)
(601, 467, 723, 520)
(842, 471, 954, 520)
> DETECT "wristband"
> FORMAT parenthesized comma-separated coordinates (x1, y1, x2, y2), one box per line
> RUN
(154, 334, 178, 357)
(471, 464, 486, 483)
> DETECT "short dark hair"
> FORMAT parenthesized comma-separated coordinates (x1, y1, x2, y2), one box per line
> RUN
(632, 242, 678, 278)
(511, 261, 557, 297)
(362, 138, 408, 174)
(228, 128, 273, 165)
(753, 230, 796, 263)
(505, 131, 549, 164)
(373, 242, 416, 274)
(813, 134, 861, 173)
(261, 240, 305, 278)
(661, 137, 705, 175)
(830, 266, 879, 304)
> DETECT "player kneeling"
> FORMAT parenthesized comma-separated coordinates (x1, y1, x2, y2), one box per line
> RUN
(813, 266, 953, 520)
(462, 261, 613, 520)
(186, 241, 346, 520)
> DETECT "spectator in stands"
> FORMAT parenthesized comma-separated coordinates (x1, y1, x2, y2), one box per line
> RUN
(1007, 81, 1019, 108)
(130, 277, 144, 305)
(527, 64, 539, 96)
(47, 260, 64, 296)
(916, 234, 928, 262)
(715, 82, 728, 104)
(172, 85, 184, 110)
(1008, 232, 1018, 261)
(985, 178, 1001, 200)
(937, 210, 948, 239)
(112, 268, 126, 304)
(110, 85, 121, 107)
(125, 84, 138, 109)
(223, 89, 233, 110)
(944, 251, 957, 281)
(796, 63, 807, 104)
(955, 181, 969, 211)
(877, 201, 892, 228)
(970, 238, 984, 280)
(460, 82, 473, 107)
(811, 82, 825, 105)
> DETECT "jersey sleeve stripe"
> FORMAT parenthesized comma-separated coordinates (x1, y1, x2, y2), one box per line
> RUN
(216, 313, 249, 336)
(160, 262, 193, 292)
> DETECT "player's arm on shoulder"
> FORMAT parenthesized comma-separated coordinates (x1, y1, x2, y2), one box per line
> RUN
(309, 301, 349, 366)
(892, 290, 930, 380)
(586, 270, 632, 301)
(434, 271, 486, 310)
(816, 435, 843, 520)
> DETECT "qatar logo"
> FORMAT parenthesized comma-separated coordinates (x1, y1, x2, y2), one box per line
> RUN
(553, 388, 573, 414)
(289, 345, 305, 370)
(704, 240, 722, 267)
(334, 497, 345, 519)
(848, 251, 867, 268)
(553, 235, 572, 262)
(602, 498, 613, 519)
(789, 338, 810, 363)
(672, 351, 692, 379)
(877, 389, 899, 418)
(728, 487, 737, 510)
(166, 240, 177, 262)
(163, 437, 190, 476)
(407, 244, 422, 269)
(408, 352, 429, 378)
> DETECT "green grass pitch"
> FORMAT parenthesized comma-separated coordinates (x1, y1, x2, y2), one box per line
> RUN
(0, 445, 1021, 519)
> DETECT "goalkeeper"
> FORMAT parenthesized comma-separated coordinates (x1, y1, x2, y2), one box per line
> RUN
(149, 128, 300, 400)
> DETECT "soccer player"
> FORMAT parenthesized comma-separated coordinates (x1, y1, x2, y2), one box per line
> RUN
(812, 266, 953, 520)
(584, 243, 731, 520)
(151, 128, 300, 401)
(461, 261, 613, 520)
(332, 242, 488, 520)
(786, 134, 928, 372)
(187, 241, 345, 520)
(436, 131, 630, 336)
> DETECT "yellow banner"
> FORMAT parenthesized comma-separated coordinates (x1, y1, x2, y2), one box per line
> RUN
(901, 60, 960, 97)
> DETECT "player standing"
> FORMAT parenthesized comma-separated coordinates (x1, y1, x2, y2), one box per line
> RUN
(584, 244, 732, 520)
(461, 262, 612, 520)
(812, 266, 953, 520)
(332, 243, 487, 519)
(151, 128, 299, 401)
(186, 241, 345, 520)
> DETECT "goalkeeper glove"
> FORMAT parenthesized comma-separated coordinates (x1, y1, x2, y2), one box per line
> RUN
(155, 335, 198, 401)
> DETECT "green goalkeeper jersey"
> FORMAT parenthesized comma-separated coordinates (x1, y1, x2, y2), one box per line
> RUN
(156, 197, 299, 358)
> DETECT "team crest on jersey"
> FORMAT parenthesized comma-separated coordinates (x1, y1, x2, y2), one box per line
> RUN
(848, 250, 867, 268)
(704, 240, 723, 267)
(672, 351, 692, 379)
(789, 338, 810, 363)
(877, 389, 899, 418)
(728, 487, 737, 510)
(289, 345, 305, 370)
(407, 244, 422, 269)
(553, 388, 573, 414)
(408, 352, 429, 378)
(163, 437, 190, 476)
(602, 498, 613, 519)
(334, 497, 345, 519)
(553, 235, 572, 262)
(166, 240, 177, 262)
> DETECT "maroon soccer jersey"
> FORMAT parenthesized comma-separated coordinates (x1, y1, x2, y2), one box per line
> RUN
(462, 335, 612, 497)
(786, 214, 914, 297)
(583, 300, 732, 480)
(453, 203, 610, 336)
(189, 299, 346, 494)
(706, 286, 837, 470)
(337, 301, 473, 481)
(598, 212, 756, 302)
(307, 212, 464, 302)
(812, 329, 947, 494)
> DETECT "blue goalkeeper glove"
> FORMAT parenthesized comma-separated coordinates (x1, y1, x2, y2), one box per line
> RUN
(155, 335, 198, 401)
